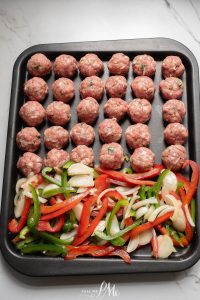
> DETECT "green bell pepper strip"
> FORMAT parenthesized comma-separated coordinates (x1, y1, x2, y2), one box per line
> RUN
(42, 186, 74, 198)
(61, 169, 68, 198)
(21, 243, 67, 256)
(191, 198, 195, 223)
(42, 167, 62, 187)
(62, 160, 75, 170)
(122, 168, 133, 174)
(95, 219, 142, 241)
(110, 237, 126, 246)
(16, 236, 37, 250)
(28, 185, 40, 230)
(148, 169, 170, 197)
(19, 226, 29, 240)
(165, 225, 184, 247)
(106, 200, 129, 235)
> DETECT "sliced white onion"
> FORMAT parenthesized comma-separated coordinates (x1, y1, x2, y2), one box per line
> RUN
(97, 188, 120, 205)
(16, 178, 27, 193)
(89, 188, 97, 195)
(158, 206, 174, 217)
(163, 194, 182, 222)
(92, 220, 106, 236)
(127, 235, 139, 253)
(21, 174, 38, 190)
(172, 208, 186, 232)
(68, 163, 94, 176)
(185, 204, 195, 227)
(109, 179, 129, 186)
(157, 235, 176, 258)
(24, 191, 48, 204)
(54, 174, 62, 183)
(161, 171, 178, 197)
(43, 183, 59, 193)
(110, 214, 120, 235)
(68, 174, 94, 187)
(136, 206, 148, 220)
(138, 229, 153, 246)
(76, 187, 88, 194)
(148, 205, 171, 222)
(60, 229, 77, 240)
(116, 186, 139, 196)
(14, 192, 25, 218)
(120, 193, 138, 229)
(72, 202, 83, 221)
(143, 205, 155, 221)
(132, 197, 158, 210)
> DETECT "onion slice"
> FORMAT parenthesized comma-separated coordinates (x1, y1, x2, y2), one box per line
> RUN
(184, 204, 195, 227)
(127, 235, 139, 253)
(132, 197, 158, 210)
(148, 205, 171, 222)
(136, 207, 148, 220)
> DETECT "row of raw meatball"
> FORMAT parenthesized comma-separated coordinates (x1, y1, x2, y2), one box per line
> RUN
(27, 52, 185, 79)
(17, 142, 187, 178)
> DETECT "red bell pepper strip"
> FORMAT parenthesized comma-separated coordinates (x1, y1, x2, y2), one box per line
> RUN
(103, 190, 123, 201)
(170, 191, 181, 201)
(151, 229, 158, 258)
(130, 211, 173, 239)
(107, 249, 131, 264)
(8, 197, 32, 233)
(49, 197, 57, 206)
(182, 160, 199, 206)
(96, 165, 164, 181)
(37, 215, 65, 233)
(73, 197, 108, 246)
(175, 172, 190, 192)
(40, 190, 90, 221)
(76, 175, 110, 237)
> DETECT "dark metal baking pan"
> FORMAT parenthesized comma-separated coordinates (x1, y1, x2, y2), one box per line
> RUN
(0, 38, 200, 276)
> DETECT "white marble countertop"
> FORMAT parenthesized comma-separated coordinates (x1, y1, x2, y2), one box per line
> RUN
(1, 0, 200, 299)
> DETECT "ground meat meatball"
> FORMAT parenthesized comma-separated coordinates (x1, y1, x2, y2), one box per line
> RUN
(104, 98, 128, 121)
(24, 77, 48, 102)
(162, 99, 186, 123)
(76, 97, 99, 124)
(79, 53, 104, 77)
(17, 152, 42, 176)
(44, 126, 69, 150)
(107, 53, 130, 76)
(46, 102, 71, 125)
(16, 127, 41, 152)
(105, 76, 127, 98)
(159, 77, 183, 100)
(164, 123, 188, 145)
(27, 53, 52, 77)
(52, 78, 75, 102)
(53, 54, 78, 78)
(99, 143, 124, 170)
(79, 76, 104, 101)
(19, 101, 46, 126)
(131, 76, 155, 101)
(70, 145, 94, 166)
(70, 123, 95, 146)
(132, 54, 156, 77)
(44, 149, 70, 168)
(98, 118, 122, 143)
(162, 56, 185, 78)
(128, 98, 152, 123)
(130, 147, 155, 172)
(161, 145, 187, 171)
(125, 123, 151, 149)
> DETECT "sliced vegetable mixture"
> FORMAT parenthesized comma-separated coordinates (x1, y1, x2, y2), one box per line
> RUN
(8, 160, 199, 264)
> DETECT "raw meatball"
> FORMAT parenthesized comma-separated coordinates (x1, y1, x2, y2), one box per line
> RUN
(44, 149, 70, 168)
(130, 147, 155, 172)
(46, 102, 71, 125)
(125, 123, 151, 149)
(16, 127, 41, 152)
(105, 76, 127, 98)
(131, 76, 155, 101)
(24, 77, 48, 101)
(132, 54, 156, 77)
(70, 145, 94, 166)
(162, 145, 187, 171)
(52, 78, 75, 102)
(79, 76, 104, 101)
(19, 101, 46, 126)
(104, 98, 128, 121)
(44, 126, 69, 150)
(27, 53, 52, 77)
(79, 53, 104, 77)
(99, 143, 124, 170)
(70, 123, 95, 146)
(17, 152, 42, 176)
(162, 99, 186, 123)
(107, 53, 130, 76)
(162, 56, 185, 78)
(128, 98, 152, 123)
(53, 54, 78, 78)
(98, 118, 122, 143)
(76, 97, 99, 124)
(164, 123, 188, 145)
(159, 77, 183, 100)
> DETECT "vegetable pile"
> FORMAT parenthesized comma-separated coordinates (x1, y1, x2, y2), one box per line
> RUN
(8, 160, 199, 264)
